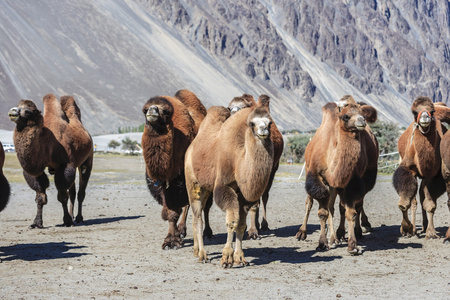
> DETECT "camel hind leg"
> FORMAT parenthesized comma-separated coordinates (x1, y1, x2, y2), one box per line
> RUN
(420, 175, 446, 239)
(54, 165, 77, 227)
(393, 165, 418, 237)
(296, 194, 313, 241)
(247, 200, 260, 240)
(23, 171, 49, 228)
(75, 154, 93, 223)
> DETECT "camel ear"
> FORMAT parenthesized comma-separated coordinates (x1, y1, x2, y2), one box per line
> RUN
(360, 105, 377, 123)
(257, 95, 270, 109)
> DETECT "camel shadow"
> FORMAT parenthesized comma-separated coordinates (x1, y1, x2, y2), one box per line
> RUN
(0, 242, 88, 262)
(271, 224, 320, 238)
(70, 215, 145, 226)
(206, 247, 342, 266)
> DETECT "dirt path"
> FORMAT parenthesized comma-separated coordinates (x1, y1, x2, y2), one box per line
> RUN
(1, 154, 449, 299)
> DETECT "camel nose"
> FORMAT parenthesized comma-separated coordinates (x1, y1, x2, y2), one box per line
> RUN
(419, 111, 431, 127)
(8, 107, 19, 122)
(257, 125, 269, 138)
(355, 116, 366, 130)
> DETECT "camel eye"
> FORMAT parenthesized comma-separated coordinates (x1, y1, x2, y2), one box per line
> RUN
(342, 115, 350, 122)
(430, 110, 435, 115)
(249, 121, 255, 128)
(143, 108, 148, 115)
(162, 109, 170, 116)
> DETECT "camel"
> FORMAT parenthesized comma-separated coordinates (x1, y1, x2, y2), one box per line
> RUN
(185, 95, 274, 267)
(8, 94, 93, 227)
(296, 95, 379, 254)
(141, 90, 207, 249)
(0, 143, 11, 213)
(441, 130, 450, 243)
(393, 96, 450, 239)
(227, 94, 284, 239)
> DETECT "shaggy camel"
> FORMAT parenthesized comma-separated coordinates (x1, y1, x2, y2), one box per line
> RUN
(296, 96, 379, 254)
(393, 96, 450, 239)
(185, 96, 274, 267)
(227, 94, 284, 239)
(8, 94, 93, 227)
(142, 90, 206, 249)
(0, 143, 10, 213)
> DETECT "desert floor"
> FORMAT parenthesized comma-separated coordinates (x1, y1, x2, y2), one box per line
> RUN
(1, 153, 449, 299)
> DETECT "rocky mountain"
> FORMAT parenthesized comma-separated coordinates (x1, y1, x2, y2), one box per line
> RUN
(0, 0, 449, 135)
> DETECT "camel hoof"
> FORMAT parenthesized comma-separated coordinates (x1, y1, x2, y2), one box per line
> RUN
(316, 244, 329, 251)
(361, 225, 372, 233)
(75, 215, 84, 224)
(348, 247, 362, 256)
(444, 239, 449, 244)
(246, 231, 260, 240)
(295, 230, 307, 241)
(203, 228, 214, 239)
(425, 233, 440, 239)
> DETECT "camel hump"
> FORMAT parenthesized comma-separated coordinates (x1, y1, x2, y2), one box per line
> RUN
(257, 94, 270, 109)
(60, 95, 82, 121)
(42, 93, 67, 121)
(207, 106, 231, 123)
(435, 102, 447, 107)
(323, 102, 338, 112)
(174, 89, 207, 127)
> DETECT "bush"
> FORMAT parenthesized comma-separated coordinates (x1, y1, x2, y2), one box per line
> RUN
(282, 133, 313, 163)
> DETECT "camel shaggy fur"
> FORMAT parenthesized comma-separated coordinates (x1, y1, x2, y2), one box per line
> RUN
(227, 94, 284, 239)
(185, 96, 274, 267)
(0, 143, 11, 213)
(393, 96, 450, 239)
(8, 94, 93, 227)
(141, 90, 206, 249)
(296, 96, 379, 254)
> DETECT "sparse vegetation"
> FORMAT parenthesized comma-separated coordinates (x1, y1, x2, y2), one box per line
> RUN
(107, 139, 121, 151)
(121, 137, 141, 155)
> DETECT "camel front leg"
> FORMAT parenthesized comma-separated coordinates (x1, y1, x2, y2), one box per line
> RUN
(360, 207, 372, 233)
(188, 181, 209, 261)
(55, 166, 76, 227)
(327, 188, 340, 246)
(23, 172, 49, 228)
(75, 156, 93, 224)
(178, 205, 189, 239)
(234, 199, 249, 266)
(203, 195, 214, 238)
(345, 204, 361, 255)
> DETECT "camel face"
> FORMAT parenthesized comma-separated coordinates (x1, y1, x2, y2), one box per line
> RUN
(142, 97, 174, 127)
(228, 96, 255, 115)
(339, 104, 366, 132)
(248, 108, 272, 140)
(411, 97, 435, 129)
(9, 100, 40, 124)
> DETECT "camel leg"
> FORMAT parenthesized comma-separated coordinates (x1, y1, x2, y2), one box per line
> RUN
(354, 206, 363, 239)
(178, 205, 189, 239)
(328, 188, 340, 246)
(54, 166, 76, 227)
(260, 170, 276, 232)
(68, 184, 76, 221)
(360, 167, 377, 233)
(421, 176, 445, 239)
(23, 171, 49, 228)
(336, 190, 346, 242)
(360, 208, 371, 233)
(234, 199, 249, 266)
(188, 182, 209, 262)
(247, 200, 260, 240)
(160, 187, 183, 249)
(344, 176, 365, 255)
(214, 184, 239, 268)
(296, 194, 313, 240)
(443, 164, 450, 243)
(75, 156, 93, 224)
(393, 165, 418, 237)
(203, 195, 214, 238)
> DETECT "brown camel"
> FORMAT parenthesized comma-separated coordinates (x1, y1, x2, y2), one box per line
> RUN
(141, 90, 206, 249)
(227, 94, 284, 239)
(0, 143, 11, 213)
(393, 96, 450, 239)
(8, 94, 93, 227)
(296, 95, 379, 254)
(185, 95, 274, 267)
(441, 130, 450, 243)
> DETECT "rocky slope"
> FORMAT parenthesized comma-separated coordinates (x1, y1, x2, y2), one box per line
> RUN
(0, 0, 449, 134)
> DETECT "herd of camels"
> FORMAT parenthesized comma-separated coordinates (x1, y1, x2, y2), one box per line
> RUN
(1, 89, 450, 267)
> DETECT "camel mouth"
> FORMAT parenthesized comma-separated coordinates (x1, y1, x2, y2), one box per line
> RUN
(146, 111, 160, 123)
(355, 124, 366, 131)
(8, 108, 19, 122)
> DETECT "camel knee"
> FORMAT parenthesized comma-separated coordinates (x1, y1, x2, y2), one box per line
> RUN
(317, 208, 329, 220)
(345, 207, 357, 221)
(422, 200, 436, 213)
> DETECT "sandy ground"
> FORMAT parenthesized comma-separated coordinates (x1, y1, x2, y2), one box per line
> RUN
(1, 153, 449, 299)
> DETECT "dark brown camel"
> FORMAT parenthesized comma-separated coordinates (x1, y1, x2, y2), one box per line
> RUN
(393, 96, 450, 239)
(8, 94, 93, 227)
(296, 95, 379, 254)
(227, 94, 284, 239)
(441, 130, 450, 243)
(185, 96, 274, 267)
(141, 90, 206, 249)
(0, 143, 11, 213)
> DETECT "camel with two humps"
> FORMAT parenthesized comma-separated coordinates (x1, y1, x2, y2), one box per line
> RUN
(185, 96, 274, 267)
(141, 90, 207, 249)
(296, 96, 379, 254)
(226, 94, 284, 239)
(393, 97, 450, 239)
(8, 94, 93, 227)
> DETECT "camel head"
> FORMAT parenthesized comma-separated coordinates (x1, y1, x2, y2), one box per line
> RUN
(248, 95, 273, 140)
(411, 96, 435, 131)
(8, 100, 42, 130)
(228, 94, 256, 115)
(338, 103, 367, 132)
(142, 96, 174, 129)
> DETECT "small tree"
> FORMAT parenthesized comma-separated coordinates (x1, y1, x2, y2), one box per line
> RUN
(121, 137, 139, 155)
(108, 139, 121, 151)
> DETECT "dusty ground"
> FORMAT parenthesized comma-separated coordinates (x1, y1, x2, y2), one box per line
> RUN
(1, 153, 449, 299)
